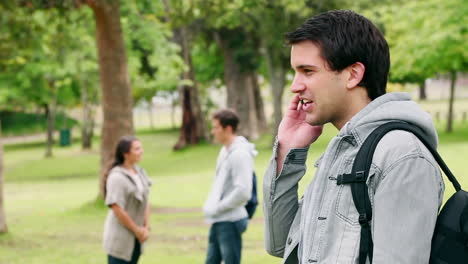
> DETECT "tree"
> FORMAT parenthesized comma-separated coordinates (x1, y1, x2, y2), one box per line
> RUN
(1, 3, 99, 152)
(2, 1, 135, 199)
(0, 2, 12, 233)
(191, 37, 224, 122)
(195, 0, 348, 137)
(84, 0, 134, 198)
(254, 1, 306, 135)
(255, 0, 352, 135)
(0, 7, 82, 157)
(214, 27, 266, 139)
(162, 0, 209, 148)
(193, 0, 269, 139)
(0, 121, 6, 234)
(123, 1, 185, 132)
(379, 0, 468, 132)
(67, 10, 100, 150)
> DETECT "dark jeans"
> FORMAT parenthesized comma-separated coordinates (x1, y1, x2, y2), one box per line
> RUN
(108, 239, 141, 264)
(205, 218, 248, 264)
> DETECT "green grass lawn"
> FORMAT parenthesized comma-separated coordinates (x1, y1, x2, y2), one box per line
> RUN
(1, 122, 467, 264)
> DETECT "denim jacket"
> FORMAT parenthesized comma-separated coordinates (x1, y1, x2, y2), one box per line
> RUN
(263, 93, 445, 264)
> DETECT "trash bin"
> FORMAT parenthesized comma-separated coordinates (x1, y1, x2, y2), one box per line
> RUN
(59, 129, 71, 146)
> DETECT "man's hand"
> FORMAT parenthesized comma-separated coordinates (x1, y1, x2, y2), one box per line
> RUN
(203, 204, 218, 217)
(135, 226, 149, 244)
(276, 94, 323, 173)
(278, 94, 323, 148)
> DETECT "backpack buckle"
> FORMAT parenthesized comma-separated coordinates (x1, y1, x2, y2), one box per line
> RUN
(359, 213, 369, 226)
(336, 172, 366, 185)
(355, 171, 365, 182)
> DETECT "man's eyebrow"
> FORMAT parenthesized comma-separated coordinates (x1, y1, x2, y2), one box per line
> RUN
(294, 64, 319, 70)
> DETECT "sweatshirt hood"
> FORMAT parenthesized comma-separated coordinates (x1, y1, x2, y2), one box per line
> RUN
(339, 92, 438, 148)
(228, 136, 258, 157)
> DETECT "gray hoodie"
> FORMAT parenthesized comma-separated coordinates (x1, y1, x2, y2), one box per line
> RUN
(203, 136, 257, 224)
(264, 93, 445, 264)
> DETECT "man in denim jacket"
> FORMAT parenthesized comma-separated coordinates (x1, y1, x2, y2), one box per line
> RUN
(263, 10, 444, 264)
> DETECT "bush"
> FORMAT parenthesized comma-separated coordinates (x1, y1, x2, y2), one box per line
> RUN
(0, 111, 78, 136)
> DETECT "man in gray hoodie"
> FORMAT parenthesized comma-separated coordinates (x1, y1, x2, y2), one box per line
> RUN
(263, 10, 444, 264)
(203, 109, 257, 264)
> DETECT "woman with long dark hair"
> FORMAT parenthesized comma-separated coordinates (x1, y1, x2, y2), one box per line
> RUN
(102, 136, 152, 264)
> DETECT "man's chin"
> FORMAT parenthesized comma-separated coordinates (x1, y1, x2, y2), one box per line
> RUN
(306, 114, 325, 126)
(305, 115, 318, 126)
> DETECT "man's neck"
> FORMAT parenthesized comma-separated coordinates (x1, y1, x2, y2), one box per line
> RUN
(333, 89, 371, 130)
(223, 134, 237, 149)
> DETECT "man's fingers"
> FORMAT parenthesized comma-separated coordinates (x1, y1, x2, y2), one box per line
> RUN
(288, 94, 301, 111)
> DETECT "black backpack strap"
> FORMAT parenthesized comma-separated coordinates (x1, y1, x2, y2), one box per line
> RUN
(461, 205, 468, 236)
(337, 121, 462, 264)
(362, 122, 461, 192)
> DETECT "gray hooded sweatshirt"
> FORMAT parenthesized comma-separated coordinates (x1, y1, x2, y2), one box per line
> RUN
(203, 136, 257, 224)
(263, 93, 445, 264)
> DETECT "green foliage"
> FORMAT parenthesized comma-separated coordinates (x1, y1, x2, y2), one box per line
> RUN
(192, 38, 224, 84)
(187, 0, 355, 88)
(377, 0, 468, 82)
(0, 6, 98, 111)
(0, 111, 78, 136)
(121, 1, 185, 104)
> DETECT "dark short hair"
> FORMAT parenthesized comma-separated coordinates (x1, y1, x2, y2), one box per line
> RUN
(286, 10, 390, 100)
(212, 109, 239, 132)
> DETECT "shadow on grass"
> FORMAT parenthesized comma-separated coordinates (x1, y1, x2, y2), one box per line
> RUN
(0, 229, 42, 249)
(3, 126, 181, 152)
(136, 127, 180, 135)
(6, 171, 97, 183)
(4, 137, 82, 152)
(76, 197, 107, 213)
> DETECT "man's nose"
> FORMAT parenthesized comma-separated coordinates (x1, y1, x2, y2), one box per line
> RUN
(290, 75, 306, 93)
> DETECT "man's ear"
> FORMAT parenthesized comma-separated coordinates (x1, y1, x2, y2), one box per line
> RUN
(346, 62, 365, 89)
(226, 125, 233, 134)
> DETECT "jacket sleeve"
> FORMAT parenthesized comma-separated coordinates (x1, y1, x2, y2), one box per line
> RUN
(372, 154, 443, 263)
(263, 139, 309, 258)
(105, 173, 129, 208)
(215, 149, 253, 214)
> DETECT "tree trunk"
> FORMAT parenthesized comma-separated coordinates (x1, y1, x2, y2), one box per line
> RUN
(264, 45, 287, 136)
(81, 100, 95, 150)
(446, 71, 457, 133)
(172, 26, 208, 150)
(88, 1, 134, 199)
(45, 104, 53, 158)
(81, 107, 95, 150)
(147, 100, 155, 130)
(171, 97, 176, 129)
(77, 55, 95, 150)
(244, 72, 259, 140)
(215, 30, 259, 139)
(161, 0, 208, 149)
(44, 78, 58, 158)
(44, 101, 57, 159)
(0, 121, 7, 234)
(79, 72, 95, 150)
(419, 80, 427, 100)
(251, 72, 268, 133)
